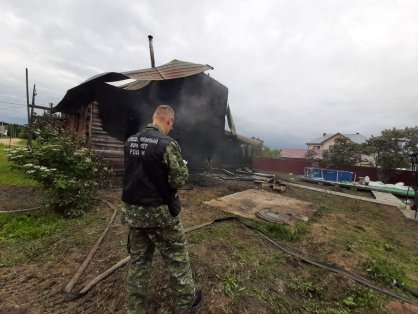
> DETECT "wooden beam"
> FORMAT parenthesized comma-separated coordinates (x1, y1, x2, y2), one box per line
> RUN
(28, 104, 52, 110)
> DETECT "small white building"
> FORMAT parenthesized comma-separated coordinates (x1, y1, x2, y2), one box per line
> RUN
(0, 125, 7, 137)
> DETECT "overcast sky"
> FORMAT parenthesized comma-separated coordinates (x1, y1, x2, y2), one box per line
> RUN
(1, 0, 418, 148)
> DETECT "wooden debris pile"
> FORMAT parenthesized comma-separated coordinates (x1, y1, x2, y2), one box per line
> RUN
(194, 168, 287, 193)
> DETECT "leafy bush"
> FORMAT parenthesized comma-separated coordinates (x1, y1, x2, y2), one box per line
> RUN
(6, 113, 111, 216)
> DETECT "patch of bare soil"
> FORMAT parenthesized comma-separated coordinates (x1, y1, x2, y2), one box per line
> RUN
(386, 301, 418, 314)
(205, 188, 316, 226)
(0, 185, 43, 212)
(0, 138, 21, 146)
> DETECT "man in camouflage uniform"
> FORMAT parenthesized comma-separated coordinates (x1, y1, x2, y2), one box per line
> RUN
(121, 104, 202, 313)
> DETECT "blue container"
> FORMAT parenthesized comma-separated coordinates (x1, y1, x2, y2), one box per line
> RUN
(311, 168, 323, 179)
(322, 169, 337, 181)
(337, 171, 354, 182)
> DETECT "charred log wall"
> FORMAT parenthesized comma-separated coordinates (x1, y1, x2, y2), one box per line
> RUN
(60, 73, 243, 174)
(95, 73, 229, 170)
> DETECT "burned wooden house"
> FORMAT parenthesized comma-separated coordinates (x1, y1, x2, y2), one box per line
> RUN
(54, 59, 262, 175)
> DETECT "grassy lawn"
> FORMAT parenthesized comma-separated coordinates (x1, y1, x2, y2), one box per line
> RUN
(0, 207, 108, 267)
(0, 142, 38, 186)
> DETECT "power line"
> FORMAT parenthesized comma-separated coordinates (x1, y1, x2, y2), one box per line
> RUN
(0, 107, 27, 111)
(0, 100, 25, 106)
(0, 104, 23, 109)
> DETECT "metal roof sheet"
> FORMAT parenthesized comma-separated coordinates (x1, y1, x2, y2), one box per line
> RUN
(225, 130, 263, 146)
(343, 133, 368, 144)
(120, 59, 214, 90)
(306, 134, 336, 145)
(55, 59, 215, 110)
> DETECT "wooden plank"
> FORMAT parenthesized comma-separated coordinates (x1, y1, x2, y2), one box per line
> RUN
(91, 129, 109, 135)
(91, 140, 123, 147)
(93, 149, 124, 156)
(90, 137, 123, 144)
(91, 138, 123, 143)
(91, 145, 123, 152)
(91, 137, 123, 148)
(29, 104, 52, 110)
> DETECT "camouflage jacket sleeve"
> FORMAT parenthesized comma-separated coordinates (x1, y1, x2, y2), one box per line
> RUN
(163, 140, 189, 189)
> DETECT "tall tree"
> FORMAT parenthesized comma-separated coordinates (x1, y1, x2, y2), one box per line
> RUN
(258, 146, 282, 158)
(322, 137, 361, 169)
(364, 127, 418, 182)
(304, 148, 319, 160)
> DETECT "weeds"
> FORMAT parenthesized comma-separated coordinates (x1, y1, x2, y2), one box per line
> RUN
(246, 218, 309, 242)
(0, 210, 64, 243)
(217, 265, 245, 297)
(363, 257, 406, 285)
(0, 207, 104, 266)
(286, 276, 326, 299)
(341, 287, 383, 311)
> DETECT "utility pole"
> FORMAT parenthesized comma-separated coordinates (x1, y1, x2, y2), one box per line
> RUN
(28, 84, 37, 148)
(25, 68, 32, 149)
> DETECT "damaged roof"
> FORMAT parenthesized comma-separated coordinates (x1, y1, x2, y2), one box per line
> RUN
(225, 130, 263, 146)
(55, 59, 214, 111)
(121, 59, 214, 90)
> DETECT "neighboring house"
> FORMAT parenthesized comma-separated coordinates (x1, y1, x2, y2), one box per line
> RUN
(280, 148, 323, 160)
(306, 132, 368, 151)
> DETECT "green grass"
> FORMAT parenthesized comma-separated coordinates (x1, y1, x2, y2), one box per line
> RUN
(0, 210, 65, 243)
(0, 143, 38, 186)
(341, 287, 384, 312)
(0, 208, 105, 266)
(362, 257, 407, 285)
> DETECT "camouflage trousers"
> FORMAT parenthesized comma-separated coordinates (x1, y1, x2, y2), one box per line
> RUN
(127, 221, 195, 314)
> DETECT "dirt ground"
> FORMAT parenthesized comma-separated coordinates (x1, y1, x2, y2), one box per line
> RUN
(205, 188, 316, 226)
(0, 185, 43, 212)
(1, 179, 418, 313)
(0, 138, 21, 146)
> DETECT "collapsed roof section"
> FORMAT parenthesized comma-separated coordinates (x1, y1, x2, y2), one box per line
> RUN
(54, 59, 214, 112)
(120, 59, 214, 90)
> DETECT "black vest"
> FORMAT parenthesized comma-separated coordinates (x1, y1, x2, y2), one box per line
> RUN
(122, 127, 181, 216)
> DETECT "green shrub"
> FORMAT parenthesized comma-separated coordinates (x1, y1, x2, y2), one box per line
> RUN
(6, 113, 111, 216)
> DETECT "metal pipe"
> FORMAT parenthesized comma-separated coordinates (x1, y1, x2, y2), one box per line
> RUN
(148, 35, 155, 68)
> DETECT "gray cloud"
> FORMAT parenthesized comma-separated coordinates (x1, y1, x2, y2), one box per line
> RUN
(1, 0, 418, 148)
